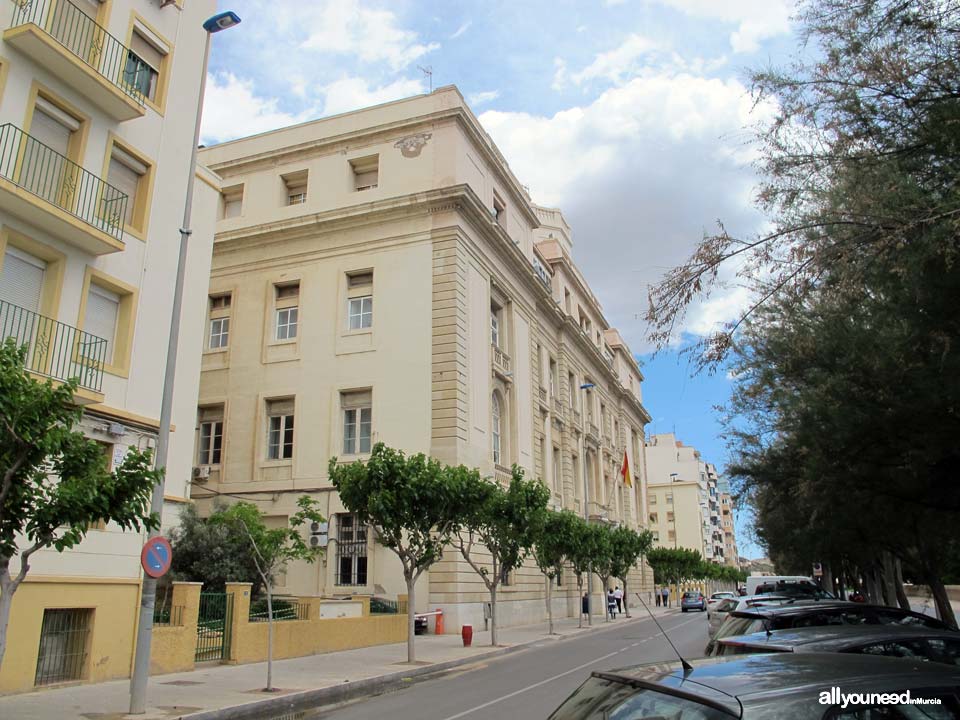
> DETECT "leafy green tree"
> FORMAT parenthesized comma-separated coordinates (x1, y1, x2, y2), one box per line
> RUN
(169, 503, 264, 595)
(587, 525, 616, 621)
(0, 339, 159, 671)
(329, 444, 485, 662)
(211, 498, 323, 690)
(609, 526, 653, 617)
(453, 468, 549, 645)
(532, 510, 580, 634)
(565, 515, 598, 627)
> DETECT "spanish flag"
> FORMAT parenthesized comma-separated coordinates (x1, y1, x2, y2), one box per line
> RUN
(620, 451, 632, 488)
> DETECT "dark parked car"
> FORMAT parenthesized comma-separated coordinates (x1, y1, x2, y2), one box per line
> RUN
(547, 653, 960, 719)
(716, 625, 960, 667)
(681, 590, 706, 612)
(707, 601, 952, 655)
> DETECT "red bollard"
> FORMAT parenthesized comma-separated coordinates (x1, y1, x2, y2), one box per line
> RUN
(462, 623, 473, 647)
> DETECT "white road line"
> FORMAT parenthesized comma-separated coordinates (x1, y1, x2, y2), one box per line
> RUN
(439, 616, 702, 720)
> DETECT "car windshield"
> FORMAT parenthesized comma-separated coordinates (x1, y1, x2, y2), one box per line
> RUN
(774, 608, 948, 630)
(548, 676, 733, 720)
(684, 592, 699, 599)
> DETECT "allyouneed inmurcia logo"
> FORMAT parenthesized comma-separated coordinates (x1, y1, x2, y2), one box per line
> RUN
(819, 688, 942, 709)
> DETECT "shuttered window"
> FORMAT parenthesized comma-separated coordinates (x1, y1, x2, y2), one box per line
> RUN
(107, 147, 147, 227)
(83, 284, 119, 363)
(30, 105, 74, 156)
(0, 248, 46, 313)
(124, 31, 164, 101)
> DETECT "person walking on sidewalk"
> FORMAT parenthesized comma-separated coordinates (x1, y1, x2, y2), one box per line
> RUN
(655, 585, 661, 607)
(614, 586, 623, 615)
(661, 586, 670, 608)
(581, 591, 590, 622)
(607, 588, 617, 619)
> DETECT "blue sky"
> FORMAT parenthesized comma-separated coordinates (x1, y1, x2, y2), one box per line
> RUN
(203, 0, 801, 558)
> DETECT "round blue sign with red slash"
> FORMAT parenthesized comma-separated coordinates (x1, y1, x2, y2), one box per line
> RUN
(141, 536, 173, 578)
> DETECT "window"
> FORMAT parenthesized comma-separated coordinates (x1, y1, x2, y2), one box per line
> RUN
(34, 608, 92, 686)
(105, 140, 152, 235)
(649, 495, 657, 505)
(282, 170, 308, 205)
(572, 453, 580, 496)
(666, 493, 674, 504)
(124, 30, 164, 102)
(221, 185, 243, 219)
(274, 282, 299, 341)
(198, 406, 224, 465)
(208, 293, 231, 349)
(335, 513, 368, 586)
(568, 372, 576, 409)
(350, 155, 379, 191)
(0, 246, 45, 313)
(668, 530, 676, 541)
(83, 283, 119, 364)
(347, 271, 373, 330)
(649, 513, 658, 524)
(549, 357, 558, 398)
(553, 447, 561, 491)
(652, 531, 660, 542)
(499, 564, 511, 586)
(342, 390, 372, 455)
(490, 303, 501, 347)
(266, 399, 294, 460)
(492, 191, 506, 223)
(26, 98, 80, 205)
(492, 392, 502, 465)
(667, 511, 675, 522)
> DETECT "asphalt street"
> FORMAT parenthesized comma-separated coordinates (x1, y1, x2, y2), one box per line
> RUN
(297, 609, 710, 720)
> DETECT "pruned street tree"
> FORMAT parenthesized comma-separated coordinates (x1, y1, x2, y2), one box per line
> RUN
(211, 498, 324, 690)
(329, 444, 486, 662)
(588, 524, 615, 622)
(566, 514, 597, 627)
(609, 526, 653, 618)
(532, 509, 580, 634)
(453, 468, 549, 646)
(0, 339, 160, 671)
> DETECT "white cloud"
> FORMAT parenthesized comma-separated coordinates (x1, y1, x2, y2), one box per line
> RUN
(201, 72, 314, 145)
(552, 57, 568, 91)
(651, 0, 794, 53)
(298, 0, 439, 70)
(450, 21, 472, 39)
(321, 77, 426, 117)
(571, 33, 666, 86)
(468, 90, 500, 106)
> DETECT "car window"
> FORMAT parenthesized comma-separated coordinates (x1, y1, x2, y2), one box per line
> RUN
(857, 640, 929, 662)
(716, 599, 738, 613)
(548, 677, 731, 720)
(925, 639, 960, 667)
(715, 642, 779, 656)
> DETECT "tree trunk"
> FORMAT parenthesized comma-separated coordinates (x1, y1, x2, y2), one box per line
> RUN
(882, 552, 899, 608)
(265, 585, 274, 691)
(490, 584, 498, 646)
(405, 573, 416, 663)
(928, 576, 958, 631)
(822, 562, 835, 599)
(622, 577, 631, 618)
(545, 574, 554, 635)
(0, 570, 15, 671)
(577, 576, 584, 629)
(893, 558, 911, 611)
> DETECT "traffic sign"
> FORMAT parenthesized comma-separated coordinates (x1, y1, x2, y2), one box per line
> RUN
(141, 537, 173, 578)
(812, 562, 823, 577)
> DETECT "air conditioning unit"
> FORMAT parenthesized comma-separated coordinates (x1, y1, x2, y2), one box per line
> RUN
(309, 534, 328, 548)
(192, 466, 211, 482)
(310, 521, 329, 535)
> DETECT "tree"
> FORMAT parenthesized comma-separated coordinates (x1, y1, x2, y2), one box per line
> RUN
(453, 468, 549, 646)
(587, 525, 616, 621)
(532, 510, 580, 634)
(329, 444, 485, 662)
(565, 515, 597, 628)
(609, 526, 653, 617)
(169, 503, 265, 595)
(210, 497, 323, 690)
(0, 339, 159, 671)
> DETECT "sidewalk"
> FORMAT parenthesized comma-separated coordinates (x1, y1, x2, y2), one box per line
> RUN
(0, 606, 677, 720)
(909, 595, 960, 625)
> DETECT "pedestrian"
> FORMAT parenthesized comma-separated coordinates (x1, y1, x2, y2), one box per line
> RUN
(661, 586, 670, 608)
(581, 591, 590, 621)
(655, 585, 661, 607)
(607, 588, 617, 619)
(614, 586, 623, 615)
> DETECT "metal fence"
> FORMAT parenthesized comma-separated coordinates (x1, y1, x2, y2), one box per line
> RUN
(248, 599, 310, 622)
(370, 597, 409, 615)
(34, 608, 92, 686)
(196, 593, 233, 662)
(153, 604, 184, 627)
(1, 300, 107, 391)
(0, 123, 129, 242)
(9, 0, 146, 106)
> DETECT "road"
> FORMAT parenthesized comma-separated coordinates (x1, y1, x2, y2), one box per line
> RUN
(298, 610, 709, 720)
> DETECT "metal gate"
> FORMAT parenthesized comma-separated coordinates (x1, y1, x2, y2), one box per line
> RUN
(195, 592, 233, 662)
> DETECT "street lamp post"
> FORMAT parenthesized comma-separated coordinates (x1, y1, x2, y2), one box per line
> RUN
(128, 12, 240, 714)
(580, 383, 595, 625)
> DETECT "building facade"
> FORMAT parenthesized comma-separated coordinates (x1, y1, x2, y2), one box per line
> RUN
(194, 86, 652, 631)
(0, 0, 218, 693)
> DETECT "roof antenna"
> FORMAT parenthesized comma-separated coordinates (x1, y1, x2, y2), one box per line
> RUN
(417, 65, 433, 93)
(635, 593, 693, 675)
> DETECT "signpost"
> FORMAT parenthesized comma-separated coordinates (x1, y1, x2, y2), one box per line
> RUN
(141, 536, 173, 579)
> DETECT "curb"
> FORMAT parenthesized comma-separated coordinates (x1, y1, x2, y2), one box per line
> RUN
(178, 614, 658, 720)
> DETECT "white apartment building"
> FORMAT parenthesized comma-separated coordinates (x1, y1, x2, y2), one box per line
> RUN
(0, 0, 218, 693)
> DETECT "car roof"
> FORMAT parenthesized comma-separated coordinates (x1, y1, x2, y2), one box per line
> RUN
(604, 653, 960, 707)
(729, 600, 858, 618)
(721, 624, 960, 652)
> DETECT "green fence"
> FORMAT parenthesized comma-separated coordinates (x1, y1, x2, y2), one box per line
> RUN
(248, 598, 309, 622)
(196, 593, 233, 662)
(1, 299, 107, 391)
(9, 0, 146, 106)
(0, 123, 129, 242)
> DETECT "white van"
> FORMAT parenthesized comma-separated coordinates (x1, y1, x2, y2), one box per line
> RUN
(745, 575, 815, 595)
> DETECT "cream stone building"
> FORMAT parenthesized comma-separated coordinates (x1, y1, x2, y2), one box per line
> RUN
(194, 86, 652, 631)
(0, 0, 218, 693)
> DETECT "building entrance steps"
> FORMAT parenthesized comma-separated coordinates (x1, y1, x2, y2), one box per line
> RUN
(0, 606, 677, 720)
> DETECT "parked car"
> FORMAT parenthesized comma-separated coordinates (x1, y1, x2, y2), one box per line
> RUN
(715, 625, 960, 667)
(706, 594, 800, 639)
(707, 601, 953, 655)
(707, 591, 737, 615)
(547, 653, 960, 719)
(753, 579, 835, 599)
(681, 590, 706, 612)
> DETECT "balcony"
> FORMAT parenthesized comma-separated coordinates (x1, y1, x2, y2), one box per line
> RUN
(494, 464, 513, 486)
(5, 0, 146, 121)
(491, 343, 511, 380)
(1, 300, 106, 398)
(553, 397, 564, 416)
(537, 385, 549, 409)
(0, 124, 127, 254)
(572, 408, 582, 427)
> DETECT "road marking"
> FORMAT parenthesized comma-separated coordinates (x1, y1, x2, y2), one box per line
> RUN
(439, 616, 701, 720)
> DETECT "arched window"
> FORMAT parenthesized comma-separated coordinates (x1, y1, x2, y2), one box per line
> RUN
(492, 392, 502, 464)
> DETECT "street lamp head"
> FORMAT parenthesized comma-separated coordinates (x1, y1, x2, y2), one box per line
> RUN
(670, 472, 679, 481)
(580, 383, 595, 390)
(203, 11, 241, 33)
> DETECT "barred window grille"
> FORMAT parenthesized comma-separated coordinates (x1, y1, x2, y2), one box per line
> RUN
(335, 513, 368, 586)
(35, 608, 92, 685)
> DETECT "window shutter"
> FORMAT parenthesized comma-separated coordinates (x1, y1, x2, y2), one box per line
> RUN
(341, 390, 372, 409)
(199, 405, 224, 423)
(268, 398, 295, 416)
(107, 157, 140, 225)
(30, 107, 74, 156)
(348, 272, 373, 288)
(1, 248, 46, 313)
(83, 284, 120, 363)
(130, 31, 164, 71)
